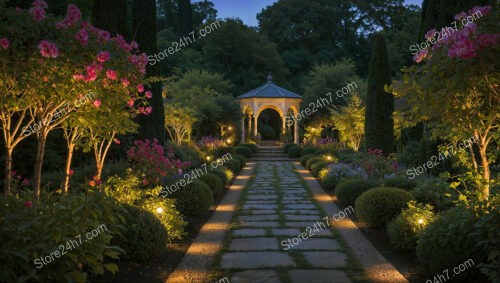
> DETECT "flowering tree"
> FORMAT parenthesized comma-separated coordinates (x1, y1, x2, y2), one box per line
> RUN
(0, 1, 150, 198)
(330, 94, 365, 151)
(390, 6, 499, 199)
(164, 103, 198, 145)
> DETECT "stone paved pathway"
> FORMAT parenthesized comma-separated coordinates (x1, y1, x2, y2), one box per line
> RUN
(216, 162, 353, 283)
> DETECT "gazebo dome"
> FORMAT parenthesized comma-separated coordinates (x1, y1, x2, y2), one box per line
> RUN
(236, 74, 301, 99)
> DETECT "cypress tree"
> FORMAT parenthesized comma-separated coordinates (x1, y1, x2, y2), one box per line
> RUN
(93, 0, 128, 36)
(364, 33, 394, 155)
(133, 0, 166, 144)
(177, 0, 193, 35)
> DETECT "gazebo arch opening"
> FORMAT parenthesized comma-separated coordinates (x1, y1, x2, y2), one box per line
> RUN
(237, 74, 302, 144)
(257, 108, 282, 140)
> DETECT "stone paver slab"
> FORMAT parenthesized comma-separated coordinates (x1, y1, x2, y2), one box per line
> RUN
(239, 215, 280, 221)
(229, 238, 279, 251)
(271, 228, 301, 236)
(288, 270, 351, 283)
(282, 210, 320, 215)
(285, 215, 322, 221)
(242, 204, 278, 210)
(240, 209, 276, 215)
(230, 270, 281, 283)
(288, 238, 341, 250)
(233, 229, 267, 237)
(303, 251, 347, 268)
(221, 252, 296, 268)
(241, 221, 280, 228)
(285, 204, 317, 210)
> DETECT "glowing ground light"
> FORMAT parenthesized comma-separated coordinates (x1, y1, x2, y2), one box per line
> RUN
(206, 156, 212, 161)
(326, 156, 332, 161)
(156, 207, 164, 214)
(418, 219, 424, 224)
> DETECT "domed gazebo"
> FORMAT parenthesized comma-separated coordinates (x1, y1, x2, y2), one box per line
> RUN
(237, 74, 302, 144)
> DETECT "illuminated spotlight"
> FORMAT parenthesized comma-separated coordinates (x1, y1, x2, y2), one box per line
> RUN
(156, 207, 164, 214)
(228, 126, 233, 131)
(418, 219, 424, 224)
(206, 156, 212, 161)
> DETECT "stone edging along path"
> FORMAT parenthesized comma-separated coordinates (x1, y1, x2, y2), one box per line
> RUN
(293, 162, 408, 283)
(166, 162, 256, 283)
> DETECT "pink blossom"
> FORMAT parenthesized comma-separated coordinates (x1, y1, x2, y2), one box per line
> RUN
(57, 4, 81, 28)
(121, 78, 130, 87)
(448, 36, 476, 59)
(476, 33, 499, 48)
(106, 69, 117, 80)
(413, 49, 429, 63)
(93, 99, 101, 108)
(460, 23, 477, 37)
(75, 28, 89, 46)
(130, 41, 138, 49)
(38, 40, 59, 58)
(145, 90, 153, 99)
(29, 6, 45, 21)
(142, 179, 149, 186)
(89, 180, 96, 187)
(68, 169, 74, 175)
(137, 84, 145, 93)
(22, 178, 29, 186)
(144, 106, 152, 115)
(454, 12, 467, 21)
(25, 201, 33, 208)
(96, 179, 102, 185)
(97, 51, 110, 63)
(424, 29, 436, 41)
(95, 29, 111, 42)
(73, 74, 85, 81)
(84, 65, 98, 82)
(127, 98, 135, 107)
(33, 0, 48, 9)
(468, 6, 492, 17)
(112, 35, 132, 52)
(11, 171, 16, 176)
(114, 138, 121, 144)
(0, 38, 9, 49)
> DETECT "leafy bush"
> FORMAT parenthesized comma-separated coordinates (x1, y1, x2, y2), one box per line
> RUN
(335, 179, 379, 207)
(168, 142, 204, 168)
(232, 154, 247, 168)
(355, 187, 414, 228)
(225, 159, 241, 173)
(113, 204, 167, 261)
(300, 154, 318, 166)
(306, 157, 324, 170)
(171, 180, 213, 216)
(284, 143, 298, 153)
(382, 176, 417, 190)
(301, 147, 318, 156)
(386, 201, 436, 252)
(214, 146, 235, 158)
(411, 178, 458, 211)
(0, 191, 122, 282)
(198, 173, 224, 197)
(311, 161, 328, 177)
(321, 163, 365, 189)
(416, 207, 486, 280)
(222, 167, 234, 183)
(211, 168, 228, 186)
(240, 143, 257, 153)
(287, 146, 302, 158)
(234, 146, 252, 158)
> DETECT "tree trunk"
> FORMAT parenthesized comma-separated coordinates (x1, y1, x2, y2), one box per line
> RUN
(478, 144, 490, 200)
(3, 147, 13, 196)
(33, 132, 48, 200)
(63, 143, 75, 193)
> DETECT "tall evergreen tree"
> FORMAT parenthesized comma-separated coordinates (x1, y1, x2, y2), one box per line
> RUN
(93, 0, 128, 36)
(133, 0, 166, 143)
(177, 0, 193, 35)
(364, 34, 394, 154)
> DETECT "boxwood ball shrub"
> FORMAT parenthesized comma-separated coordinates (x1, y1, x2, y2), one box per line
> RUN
(355, 187, 415, 228)
(335, 179, 379, 207)
(386, 201, 436, 252)
(240, 143, 257, 153)
(301, 147, 319, 156)
(198, 173, 224, 197)
(311, 161, 328, 177)
(234, 145, 252, 158)
(383, 176, 417, 191)
(171, 180, 213, 216)
(284, 143, 298, 153)
(416, 207, 486, 280)
(306, 157, 324, 170)
(211, 168, 228, 186)
(300, 153, 318, 166)
(225, 159, 241, 173)
(114, 204, 168, 262)
(232, 154, 247, 168)
(410, 178, 458, 211)
(287, 145, 302, 158)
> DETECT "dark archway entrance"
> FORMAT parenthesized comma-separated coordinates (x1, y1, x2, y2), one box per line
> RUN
(257, 108, 281, 140)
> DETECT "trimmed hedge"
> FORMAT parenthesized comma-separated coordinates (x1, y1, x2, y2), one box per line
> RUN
(211, 168, 228, 186)
(234, 146, 252, 158)
(198, 173, 224, 197)
(301, 147, 318, 156)
(240, 143, 257, 153)
(383, 176, 418, 191)
(334, 179, 379, 207)
(311, 161, 328, 177)
(300, 153, 318, 166)
(232, 154, 247, 168)
(225, 159, 241, 173)
(306, 157, 323, 170)
(172, 180, 213, 216)
(410, 178, 457, 211)
(355, 187, 414, 228)
(284, 143, 298, 153)
(287, 146, 302, 158)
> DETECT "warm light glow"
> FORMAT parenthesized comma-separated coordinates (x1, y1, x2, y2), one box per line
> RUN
(206, 156, 212, 161)
(228, 126, 233, 131)
(326, 155, 332, 161)
(227, 138, 232, 144)
(418, 219, 424, 224)
(156, 207, 164, 214)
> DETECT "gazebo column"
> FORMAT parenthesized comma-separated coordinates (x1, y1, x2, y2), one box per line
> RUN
(281, 116, 286, 135)
(253, 115, 258, 137)
(247, 114, 252, 136)
(241, 117, 245, 142)
(294, 119, 299, 144)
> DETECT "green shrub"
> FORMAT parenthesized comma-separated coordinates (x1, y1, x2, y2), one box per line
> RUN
(335, 179, 379, 207)
(198, 173, 224, 197)
(168, 143, 203, 168)
(211, 168, 228, 186)
(284, 143, 298, 153)
(232, 154, 247, 168)
(214, 146, 235, 158)
(416, 207, 486, 280)
(300, 154, 318, 166)
(234, 146, 252, 158)
(306, 157, 324, 170)
(171, 180, 213, 216)
(114, 204, 167, 261)
(222, 167, 234, 183)
(410, 178, 458, 211)
(225, 159, 241, 173)
(383, 176, 417, 190)
(287, 146, 302, 158)
(355, 187, 415, 228)
(301, 147, 318, 156)
(0, 191, 122, 282)
(311, 161, 328, 177)
(240, 143, 257, 153)
(386, 201, 436, 252)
